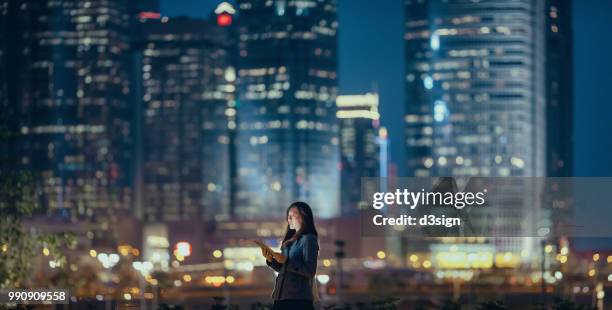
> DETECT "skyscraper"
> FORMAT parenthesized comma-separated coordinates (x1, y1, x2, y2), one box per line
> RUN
(403, 0, 555, 259)
(336, 93, 380, 216)
(404, 0, 546, 179)
(134, 16, 236, 222)
(3, 0, 133, 244)
(235, 0, 340, 219)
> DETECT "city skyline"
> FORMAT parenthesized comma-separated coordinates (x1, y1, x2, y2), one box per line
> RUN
(2, 1, 612, 307)
(2, 1, 608, 242)
(161, 0, 612, 179)
(157, 0, 612, 253)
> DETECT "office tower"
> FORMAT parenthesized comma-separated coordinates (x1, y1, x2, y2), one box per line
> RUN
(135, 16, 235, 222)
(2, 0, 133, 243)
(404, 0, 546, 178)
(235, 0, 340, 219)
(336, 93, 380, 216)
(404, 0, 552, 261)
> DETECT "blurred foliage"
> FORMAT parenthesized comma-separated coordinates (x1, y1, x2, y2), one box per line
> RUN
(476, 300, 507, 310)
(158, 303, 185, 310)
(440, 299, 461, 310)
(549, 297, 595, 310)
(323, 297, 399, 310)
(250, 302, 273, 310)
(211, 296, 240, 310)
(202, 297, 594, 310)
(0, 121, 76, 288)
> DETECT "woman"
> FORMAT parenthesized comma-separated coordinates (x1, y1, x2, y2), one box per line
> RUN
(261, 201, 319, 310)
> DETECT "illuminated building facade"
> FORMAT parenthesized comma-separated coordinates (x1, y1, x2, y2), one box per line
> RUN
(235, 0, 340, 219)
(336, 93, 380, 216)
(135, 16, 236, 222)
(2, 0, 133, 240)
(404, 0, 546, 178)
(403, 0, 555, 258)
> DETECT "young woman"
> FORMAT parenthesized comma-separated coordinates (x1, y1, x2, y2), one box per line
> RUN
(261, 201, 319, 310)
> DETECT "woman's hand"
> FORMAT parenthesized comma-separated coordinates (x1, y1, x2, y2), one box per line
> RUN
(272, 251, 287, 263)
(261, 247, 288, 263)
(261, 247, 274, 262)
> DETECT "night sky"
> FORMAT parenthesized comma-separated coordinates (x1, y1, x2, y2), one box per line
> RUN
(161, 0, 612, 248)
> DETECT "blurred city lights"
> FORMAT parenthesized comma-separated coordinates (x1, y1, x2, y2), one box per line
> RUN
(544, 245, 553, 253)
(175, 241, 192, 257)
(323, 259, 331, 267)
(213, 249, 223, 258)
(97, 253, 120, 269)
(316, 274, 330, 285)
(588, 269, 596, 277)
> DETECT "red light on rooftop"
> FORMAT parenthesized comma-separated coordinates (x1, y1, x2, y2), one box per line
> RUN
(139, 12, 161, 19)
(109, 164, 119, 180)
(217, 13, 232, 27)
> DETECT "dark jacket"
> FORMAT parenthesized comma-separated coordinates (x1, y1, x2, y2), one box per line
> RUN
(266, 233, 319, 300)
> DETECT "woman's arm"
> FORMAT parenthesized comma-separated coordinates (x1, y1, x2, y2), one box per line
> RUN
(261, 243, 285, 272)
(287, 234, 318, 278)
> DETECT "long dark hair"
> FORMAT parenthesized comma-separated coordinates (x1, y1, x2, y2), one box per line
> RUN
(281, 201, 318, 248)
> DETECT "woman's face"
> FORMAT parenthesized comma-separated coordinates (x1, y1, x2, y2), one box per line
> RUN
(287, 207, 303, 230)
